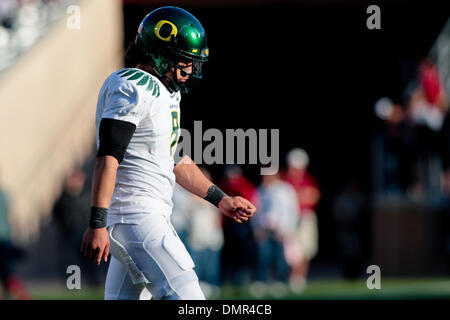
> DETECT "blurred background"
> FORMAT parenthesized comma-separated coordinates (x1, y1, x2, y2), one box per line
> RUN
(0, 0, 449, 299)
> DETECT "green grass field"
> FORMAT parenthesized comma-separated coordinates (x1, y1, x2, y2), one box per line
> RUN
(20, 277, 450, 300)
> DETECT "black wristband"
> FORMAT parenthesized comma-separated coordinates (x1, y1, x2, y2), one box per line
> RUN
(89, 207, 108, 228)
(204, 185, 227, 208)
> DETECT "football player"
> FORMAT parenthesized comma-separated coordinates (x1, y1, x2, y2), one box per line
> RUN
(80, 6, 256, 300)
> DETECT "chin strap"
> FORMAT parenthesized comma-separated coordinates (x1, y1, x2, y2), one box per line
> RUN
(163, 74, 178, 94)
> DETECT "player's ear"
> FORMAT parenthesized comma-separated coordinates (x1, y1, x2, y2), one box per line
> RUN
(170, 64, 177, 77)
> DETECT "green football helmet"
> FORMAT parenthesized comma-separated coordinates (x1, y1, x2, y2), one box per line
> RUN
(135, 6, 209, 93)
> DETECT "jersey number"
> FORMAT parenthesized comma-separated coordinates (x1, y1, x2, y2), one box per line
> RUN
(170, 111, 180, 157)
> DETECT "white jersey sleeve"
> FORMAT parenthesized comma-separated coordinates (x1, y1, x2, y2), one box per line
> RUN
(99, 73, 149, 127)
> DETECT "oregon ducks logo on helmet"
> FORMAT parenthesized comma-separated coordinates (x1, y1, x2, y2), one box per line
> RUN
(154, 20, 178, 42)
(136, 6, 208, 94)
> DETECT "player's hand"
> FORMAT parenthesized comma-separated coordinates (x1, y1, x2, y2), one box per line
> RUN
(218, 196, 256, 223)
(81, 227, 110, 265)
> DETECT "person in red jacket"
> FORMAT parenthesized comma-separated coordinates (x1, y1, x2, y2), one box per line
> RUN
(219, 165, 260, 285)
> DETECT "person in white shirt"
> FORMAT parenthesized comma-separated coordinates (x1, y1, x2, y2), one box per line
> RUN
(251, 173, 300, 284)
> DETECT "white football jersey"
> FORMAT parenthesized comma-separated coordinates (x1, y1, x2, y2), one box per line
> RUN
(95, 68, 181, 224)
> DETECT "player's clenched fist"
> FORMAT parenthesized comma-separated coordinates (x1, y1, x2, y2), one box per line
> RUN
(81, 227, 110, 265)
(218, 196, 257, 223)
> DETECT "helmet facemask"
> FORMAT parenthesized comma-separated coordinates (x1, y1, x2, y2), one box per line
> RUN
(148, 48, 205, 94)
(171, 58, 205, 94)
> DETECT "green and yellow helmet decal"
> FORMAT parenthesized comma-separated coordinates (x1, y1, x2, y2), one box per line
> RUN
(137, 6, 209, 64)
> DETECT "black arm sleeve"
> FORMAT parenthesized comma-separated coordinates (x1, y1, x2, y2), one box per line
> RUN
(97, 118, 136, 163)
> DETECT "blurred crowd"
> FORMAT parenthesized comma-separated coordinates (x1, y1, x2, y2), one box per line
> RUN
(373, 58, 450, 202)
(171, 148, 321, 298)
(0, 0, 76, 73)
(14, 147, 320, 299)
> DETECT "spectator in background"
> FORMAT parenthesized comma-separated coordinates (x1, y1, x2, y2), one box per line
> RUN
(219, 165, 259, 286)
(0, 170, 30, 299)
(53, 167, 106, 285)
(409, 59, 450, 199)
(282, 148, 321, 290)
(250, 172, 299, 297)
(374, 57, 450, 200)
(408, 58, 448, 132)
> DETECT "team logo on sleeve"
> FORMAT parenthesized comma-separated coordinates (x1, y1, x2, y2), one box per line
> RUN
(118, 69, 160, 98)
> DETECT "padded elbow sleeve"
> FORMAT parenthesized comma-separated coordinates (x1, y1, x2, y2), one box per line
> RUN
(97, 118, 136, 163)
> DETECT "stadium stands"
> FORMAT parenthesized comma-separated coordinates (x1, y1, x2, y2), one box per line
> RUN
(0, 0, 124, 243)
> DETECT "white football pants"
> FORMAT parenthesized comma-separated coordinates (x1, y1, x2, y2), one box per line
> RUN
(104, 212, 205, 300)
